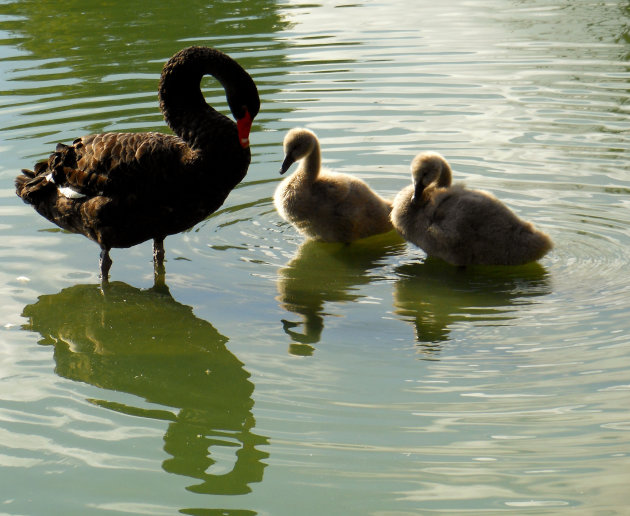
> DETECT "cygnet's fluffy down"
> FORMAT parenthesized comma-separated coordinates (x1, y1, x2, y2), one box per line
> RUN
(391, 152, 553, 266)
(274, 128, 393, 242)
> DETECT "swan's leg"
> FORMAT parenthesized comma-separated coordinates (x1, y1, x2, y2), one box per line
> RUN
(153, 238, 165, 268)
(153, 238, 166, 287)
(99, 248, 112, 283)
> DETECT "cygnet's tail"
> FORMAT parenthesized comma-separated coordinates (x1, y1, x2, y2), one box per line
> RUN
(517, 225, 553, 264)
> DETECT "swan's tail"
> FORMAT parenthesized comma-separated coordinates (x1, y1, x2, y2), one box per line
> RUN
(15, 161, 55, 205)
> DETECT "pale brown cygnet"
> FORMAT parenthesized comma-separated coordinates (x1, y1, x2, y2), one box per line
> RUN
(274, 128, 393, 242)
(391, 152, 553, 266)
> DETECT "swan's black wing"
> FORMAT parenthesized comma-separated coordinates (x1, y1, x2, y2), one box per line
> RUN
(44, 132, 192, 198)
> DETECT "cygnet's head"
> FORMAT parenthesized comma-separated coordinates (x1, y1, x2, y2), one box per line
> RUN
(280, 128, 318, 174)
(410, 152, 452, 203)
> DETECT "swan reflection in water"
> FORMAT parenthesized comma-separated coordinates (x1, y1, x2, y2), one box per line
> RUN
(21, 281, 268, 495)
(276, 232, 406, 355)
(393, 258, 552, 357)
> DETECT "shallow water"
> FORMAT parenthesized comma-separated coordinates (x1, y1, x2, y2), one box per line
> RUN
(1, 0, 629, 514)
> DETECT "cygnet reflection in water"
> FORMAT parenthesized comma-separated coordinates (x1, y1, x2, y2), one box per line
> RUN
(276, 232, 405, 355)
(393, 258, 552, 357)
(21, 280, 268, 495)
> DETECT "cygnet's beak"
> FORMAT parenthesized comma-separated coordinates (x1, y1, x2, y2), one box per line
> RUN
(279, 154, 295, 175)
(411, 180, 424, 206)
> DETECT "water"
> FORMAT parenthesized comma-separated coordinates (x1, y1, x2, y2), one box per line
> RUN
(1, 0, 629, 514)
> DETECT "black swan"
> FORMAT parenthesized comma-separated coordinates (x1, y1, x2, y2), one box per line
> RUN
(15, 46, 260, 281)
(274, 128, 393, 242)
(390, 152, 553, 266)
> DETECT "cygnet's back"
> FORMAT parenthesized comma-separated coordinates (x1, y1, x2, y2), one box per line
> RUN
(391, 152, 553, 266)
(274, 128, 393, 242)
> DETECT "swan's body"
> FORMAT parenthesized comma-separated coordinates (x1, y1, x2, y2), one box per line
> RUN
(391, 152, 553, 266)
(274, 128, 393, 242)
(15, 46, 260, 281)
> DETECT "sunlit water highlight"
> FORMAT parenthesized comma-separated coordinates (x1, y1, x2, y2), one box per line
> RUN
(1, 0, 629, 514)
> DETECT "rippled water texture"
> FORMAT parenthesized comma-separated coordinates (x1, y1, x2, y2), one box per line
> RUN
(1, 0, 629, 514)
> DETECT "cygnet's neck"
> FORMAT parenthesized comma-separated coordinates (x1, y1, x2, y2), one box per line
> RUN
(436, 165, 452, 187)
(297, 139, 321, 183)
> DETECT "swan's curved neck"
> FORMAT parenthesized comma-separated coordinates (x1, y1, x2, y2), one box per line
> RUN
(158, 47, 243, 152)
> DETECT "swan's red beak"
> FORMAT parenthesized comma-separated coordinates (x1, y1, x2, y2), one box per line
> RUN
(237, 109, 253, 148)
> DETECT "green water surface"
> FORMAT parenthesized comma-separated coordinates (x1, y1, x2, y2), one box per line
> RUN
(1, 0, 629, 514)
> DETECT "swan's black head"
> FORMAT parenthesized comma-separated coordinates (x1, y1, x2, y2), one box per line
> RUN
(225, 67, 260, 149)
(230, 94, 260, 149)
(158, 46, 261, 150)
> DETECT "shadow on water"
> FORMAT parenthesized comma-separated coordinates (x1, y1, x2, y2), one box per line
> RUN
(3, 0, 290, 62)
(276, 232, 406, 355)
(393, 258, 552, 358)
(20, 280, 268, 499)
